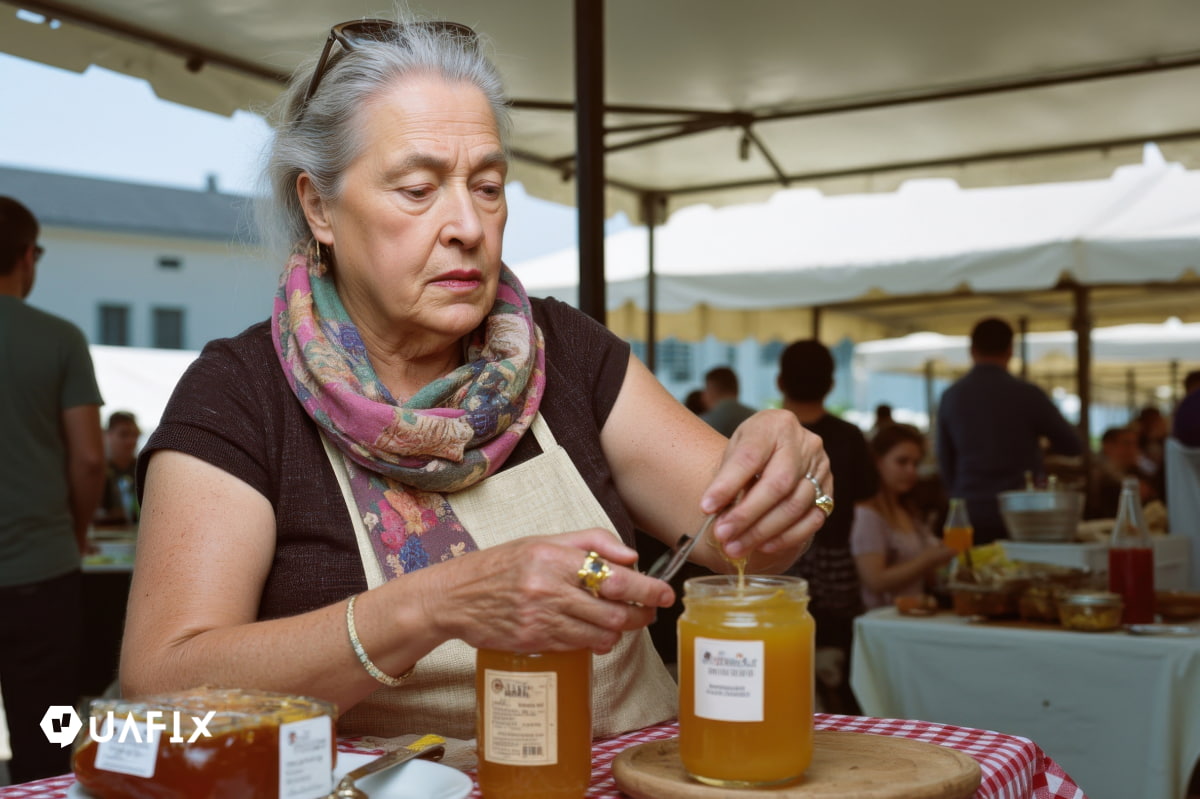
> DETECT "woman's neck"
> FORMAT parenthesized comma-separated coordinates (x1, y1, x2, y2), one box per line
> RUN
(367, 338, 465, 403)
(872, 490, 915, 532)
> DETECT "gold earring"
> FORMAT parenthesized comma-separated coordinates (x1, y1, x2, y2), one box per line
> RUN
(305, 238, 326, 276)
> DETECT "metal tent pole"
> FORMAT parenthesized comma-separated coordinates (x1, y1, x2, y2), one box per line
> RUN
(642, 192, 663, 373)
(1072, 283, 1093, 454)
(575, 0, 606, 325)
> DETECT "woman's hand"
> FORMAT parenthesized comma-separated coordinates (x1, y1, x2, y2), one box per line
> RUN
(603, 356, 831, 577)
(427, 529, 675, 655)
(704, 409, 831, 570)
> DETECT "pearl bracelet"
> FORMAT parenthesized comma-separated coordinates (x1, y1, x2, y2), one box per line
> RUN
(345, 593, 414, 688)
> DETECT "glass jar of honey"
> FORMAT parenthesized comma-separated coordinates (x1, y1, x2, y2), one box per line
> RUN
(476, 648, 592, 799)
(678, 574, 813, 788)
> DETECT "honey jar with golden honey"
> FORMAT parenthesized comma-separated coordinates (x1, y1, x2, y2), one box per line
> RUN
(476, 648, 592, 798)
(678, 574, 813, 788)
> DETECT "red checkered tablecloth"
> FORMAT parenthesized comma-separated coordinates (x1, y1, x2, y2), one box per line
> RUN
(0, 713, 1086, 798)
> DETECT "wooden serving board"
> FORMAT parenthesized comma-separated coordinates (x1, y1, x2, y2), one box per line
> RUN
(612, 731, 981, 799)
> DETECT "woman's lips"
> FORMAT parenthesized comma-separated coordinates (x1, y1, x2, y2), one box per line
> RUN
(432, 270, 482, 289)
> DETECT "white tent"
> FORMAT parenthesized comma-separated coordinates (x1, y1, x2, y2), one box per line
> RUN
(853, 321, 1200, 408)
(5, 0, 1200, 219)
(855, 322, 1200, 374)
(90, 345, 199, 439)
(511, 161, 1200, 343)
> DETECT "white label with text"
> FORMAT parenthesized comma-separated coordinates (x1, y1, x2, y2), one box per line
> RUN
(483, 668, 558, 766)
(694, 637, 764, 722)
(278, 715, 334, 799)
(93, 719, 160, 778)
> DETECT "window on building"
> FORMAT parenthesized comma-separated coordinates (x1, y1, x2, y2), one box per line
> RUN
(98, 304, 130, 346)
(152, 307, 185, 349)
(157, 256, 183, 270)
(659, 339, 693, 383)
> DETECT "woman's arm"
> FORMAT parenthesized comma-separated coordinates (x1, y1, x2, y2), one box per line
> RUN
(122, 451, 674, 709)
(854, 542, 956, 595)
(601, 354, 830, 575)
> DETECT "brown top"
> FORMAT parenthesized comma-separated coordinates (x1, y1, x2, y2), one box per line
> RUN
(141, 297, 634, 620)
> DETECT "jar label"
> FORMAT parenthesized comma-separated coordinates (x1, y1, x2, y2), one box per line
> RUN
(278, 715, 333, 799)
(93, 720, 160, 778)
(693, 637, 764, 722)
(482, 668, 558, 766)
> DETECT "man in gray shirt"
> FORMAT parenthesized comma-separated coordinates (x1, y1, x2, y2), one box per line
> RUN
(700, 366, 756, 437)
(936, 317, 1082, 544)
(0, 196, 105, 781)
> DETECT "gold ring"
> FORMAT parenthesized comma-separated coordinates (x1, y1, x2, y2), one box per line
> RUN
(577, 551, 612, 597)
(806, 472, 834, 517)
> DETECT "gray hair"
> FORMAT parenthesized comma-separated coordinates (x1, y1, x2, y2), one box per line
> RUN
(257, 14, 511, 260)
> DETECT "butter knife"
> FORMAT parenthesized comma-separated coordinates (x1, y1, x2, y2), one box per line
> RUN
(329, 739, 446, 799)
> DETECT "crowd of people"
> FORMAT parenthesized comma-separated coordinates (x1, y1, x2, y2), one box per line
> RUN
(684, 317, 1198, 713)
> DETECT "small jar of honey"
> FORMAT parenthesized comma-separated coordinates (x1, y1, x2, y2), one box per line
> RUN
(476, 648, 592, 799)
(678, 574, 813, 788)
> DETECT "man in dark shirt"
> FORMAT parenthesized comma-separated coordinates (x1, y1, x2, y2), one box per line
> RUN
(778, 340, 876, 715)
(936, 318, 1083, 544)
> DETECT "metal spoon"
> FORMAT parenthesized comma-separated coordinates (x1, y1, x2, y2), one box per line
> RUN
(646, 512, 721, 583)
(327, 740, 445, 799)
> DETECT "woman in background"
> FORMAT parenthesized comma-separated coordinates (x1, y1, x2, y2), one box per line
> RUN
(850, 424, 955, 609)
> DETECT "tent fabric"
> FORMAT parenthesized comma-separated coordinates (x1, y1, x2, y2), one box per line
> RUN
(854, 322, 1200, 374)
(5, 0, 1200, 219)
(90, 345, 199, 438)
(511, 163, 1200, 341)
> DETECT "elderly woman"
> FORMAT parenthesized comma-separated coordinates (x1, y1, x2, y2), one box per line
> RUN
(120, 16, 830, 740)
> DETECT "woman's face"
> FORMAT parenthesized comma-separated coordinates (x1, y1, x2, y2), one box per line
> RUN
(305, 74, 508, 350)
(876, 440, 923, 496)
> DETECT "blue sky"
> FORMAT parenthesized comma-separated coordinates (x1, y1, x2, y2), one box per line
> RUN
(0, 52, 591, 264)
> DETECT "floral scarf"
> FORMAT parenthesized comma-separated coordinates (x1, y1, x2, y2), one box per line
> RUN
(271, 248, 546, 578)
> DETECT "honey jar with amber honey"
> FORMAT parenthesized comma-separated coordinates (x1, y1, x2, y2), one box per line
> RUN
(476, 648, 592, 798)
(677, 574, 813, 788)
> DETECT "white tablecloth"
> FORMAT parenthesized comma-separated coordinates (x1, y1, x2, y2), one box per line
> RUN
(852, 608, 1200, 799)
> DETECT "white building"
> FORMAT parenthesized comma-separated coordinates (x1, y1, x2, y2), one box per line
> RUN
(1, 165, 277, 350)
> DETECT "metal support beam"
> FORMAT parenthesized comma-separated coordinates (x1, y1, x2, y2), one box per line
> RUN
(924, 360, 937, 424)
(574, 0, 605, 324)
(1072, 284, 1093, 448)
(1018, 316, 1030, 380)
(642, 192, 665, 373)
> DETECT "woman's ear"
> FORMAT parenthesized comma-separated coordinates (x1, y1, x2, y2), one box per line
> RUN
(297, 173, 334, 246)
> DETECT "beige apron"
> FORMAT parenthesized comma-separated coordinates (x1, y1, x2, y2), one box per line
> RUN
(323, 413, 678, 739)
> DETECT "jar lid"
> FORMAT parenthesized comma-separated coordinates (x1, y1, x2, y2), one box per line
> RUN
(1059, 590, 1122, 607)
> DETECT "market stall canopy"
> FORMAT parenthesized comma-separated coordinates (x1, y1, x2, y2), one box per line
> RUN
(90, 345, 199, 439)
(511, 162, 1200, 342)
(852, 321, 1200, 406)
(4, 0, 1200, 220)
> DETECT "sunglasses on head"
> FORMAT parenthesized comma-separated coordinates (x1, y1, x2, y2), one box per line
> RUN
(301, 19, 478, 115)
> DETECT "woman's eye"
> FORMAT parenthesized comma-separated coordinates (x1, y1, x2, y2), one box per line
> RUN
(403, 186, 431, 200)
(477, 184, 503, 199)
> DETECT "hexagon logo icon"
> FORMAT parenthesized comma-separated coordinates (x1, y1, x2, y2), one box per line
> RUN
(41, 705, 82, 748)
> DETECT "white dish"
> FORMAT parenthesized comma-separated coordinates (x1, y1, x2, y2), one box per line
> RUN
(1124, 623, 1197, 636)
(67, 750, 473, 799)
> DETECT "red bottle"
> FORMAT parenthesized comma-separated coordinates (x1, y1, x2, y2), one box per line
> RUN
(1107, 477, 1155, 624)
